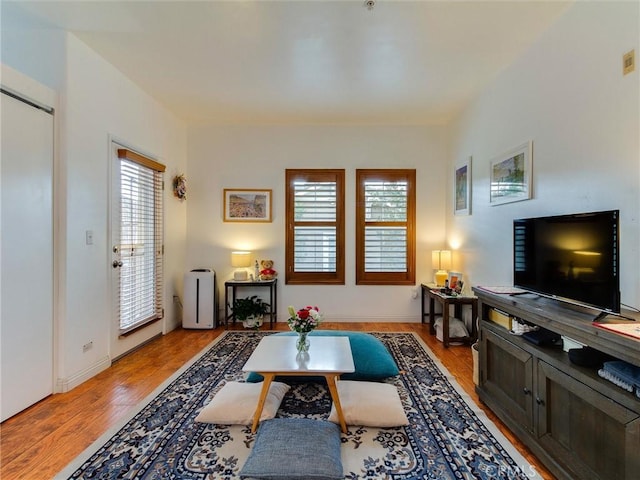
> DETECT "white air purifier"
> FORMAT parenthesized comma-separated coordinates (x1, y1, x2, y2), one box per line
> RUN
(183, 269, 217, 329)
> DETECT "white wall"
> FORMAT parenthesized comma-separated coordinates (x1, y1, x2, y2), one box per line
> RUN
(449, 1, 640, 310)
(2, 18, 188, 390)
(187, 125, 449, 321)
(58, 33, 188, 385)
(4, 0, 636, 392)
(0, 3, 66, 90)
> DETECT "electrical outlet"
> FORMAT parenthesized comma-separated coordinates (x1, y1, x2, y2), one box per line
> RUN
(85, 230, 94, 245)
(83, 341, 93, 352)
(411, 287, 418, 299)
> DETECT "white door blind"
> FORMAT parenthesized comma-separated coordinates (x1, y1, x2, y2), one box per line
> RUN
(293, 181, 337, 272)
(117, 154, 164, 334)
(363, 180, 408, 272)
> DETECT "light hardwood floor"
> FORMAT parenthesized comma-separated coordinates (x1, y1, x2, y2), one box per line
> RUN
(0, 322, 555, 479)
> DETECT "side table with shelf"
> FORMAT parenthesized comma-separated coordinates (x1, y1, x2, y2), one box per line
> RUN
(224, 279, 277, 329)
(420, 283, 478, 347)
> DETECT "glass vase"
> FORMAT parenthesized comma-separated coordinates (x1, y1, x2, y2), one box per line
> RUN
(296, 332, 310, 353)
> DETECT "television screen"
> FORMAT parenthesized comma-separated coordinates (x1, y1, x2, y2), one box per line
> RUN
(513, 210, 620, 313)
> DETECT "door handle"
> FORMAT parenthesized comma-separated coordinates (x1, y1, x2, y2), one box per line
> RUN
(112, 260, 123, 268)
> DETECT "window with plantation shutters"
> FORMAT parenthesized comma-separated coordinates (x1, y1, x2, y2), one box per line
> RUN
(285, 169, 345, 284)
(356, 169, 416, 285)
(115, 149, 164, 334)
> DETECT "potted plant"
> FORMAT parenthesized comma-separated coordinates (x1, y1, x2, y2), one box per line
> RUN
(231, 295, 270, 329)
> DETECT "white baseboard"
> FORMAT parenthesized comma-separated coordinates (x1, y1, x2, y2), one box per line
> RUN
(319, 315, 420, 323)
(55, 355, 111, 393)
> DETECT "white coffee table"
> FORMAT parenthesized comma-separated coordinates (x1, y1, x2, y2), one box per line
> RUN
(242, 335, 355, 433)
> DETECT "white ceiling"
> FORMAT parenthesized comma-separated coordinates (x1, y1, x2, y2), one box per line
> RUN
(5, 0, 573, 125)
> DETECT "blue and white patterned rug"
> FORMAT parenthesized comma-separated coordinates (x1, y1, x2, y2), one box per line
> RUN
(57, 331, 542, 479)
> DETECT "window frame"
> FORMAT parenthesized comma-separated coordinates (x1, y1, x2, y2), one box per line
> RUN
(355, 169, 416, 285)
(285, 169, 345, 285)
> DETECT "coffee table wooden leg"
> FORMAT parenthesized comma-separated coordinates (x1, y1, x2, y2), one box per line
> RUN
(325, 374, 348, 434)
(251, 374, 274, 433)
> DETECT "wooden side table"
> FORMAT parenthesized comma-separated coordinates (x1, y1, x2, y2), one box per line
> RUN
(421, 284, 477, 347)
(224, 279, 277, 329)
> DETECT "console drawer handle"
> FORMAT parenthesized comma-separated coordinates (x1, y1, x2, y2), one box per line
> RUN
(523, 387, 531, 395)
(536, 396, 545, 405)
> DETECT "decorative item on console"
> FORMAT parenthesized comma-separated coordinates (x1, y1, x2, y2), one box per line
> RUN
(259, 259, 277, 281)
(448, 271, 463, 294)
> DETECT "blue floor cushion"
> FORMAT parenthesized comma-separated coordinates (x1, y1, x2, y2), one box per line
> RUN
(239, 418, 343, 480)
(246, 331, 399, 383)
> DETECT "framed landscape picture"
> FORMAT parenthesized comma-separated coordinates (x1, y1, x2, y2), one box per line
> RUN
(454, 157, 471, 216)
(490, 141, 532, 206)
(223, 189, 272, 222)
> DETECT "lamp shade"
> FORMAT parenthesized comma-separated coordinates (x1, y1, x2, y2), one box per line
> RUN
(432, 250, 452, 270)
(231, 251, 251, 268)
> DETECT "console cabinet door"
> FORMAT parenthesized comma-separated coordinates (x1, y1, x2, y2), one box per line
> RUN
(481, 328, 534, 431)
(537, 360, 640, 480)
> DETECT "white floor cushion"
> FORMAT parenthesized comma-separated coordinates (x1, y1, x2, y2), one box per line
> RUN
(328, 380, 408, 427)
(195, 381, 290, 425)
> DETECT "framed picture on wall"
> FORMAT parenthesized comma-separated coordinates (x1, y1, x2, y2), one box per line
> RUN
(223, 189, 272, 222)
(454, 157, 471, 216)
(490, 141, 532, 205)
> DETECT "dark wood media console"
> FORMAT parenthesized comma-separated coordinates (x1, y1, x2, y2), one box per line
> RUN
(473, 287, 640, 480)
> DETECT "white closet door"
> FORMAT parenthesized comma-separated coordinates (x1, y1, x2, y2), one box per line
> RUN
(1, 91, 54, 421)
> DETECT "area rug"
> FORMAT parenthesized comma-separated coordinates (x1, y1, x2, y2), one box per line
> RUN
(57, 331, 541, 479)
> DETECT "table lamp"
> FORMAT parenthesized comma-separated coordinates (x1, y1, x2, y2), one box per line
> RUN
(432, 250, 452, 287)
(231, 251, 251, 280)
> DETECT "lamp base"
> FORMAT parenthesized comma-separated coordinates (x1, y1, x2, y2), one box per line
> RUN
(234, 270, 248, 281)
(434, 270, 448, 287)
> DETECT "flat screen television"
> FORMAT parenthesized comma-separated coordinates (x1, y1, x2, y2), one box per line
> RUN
(513, 210, 620, 314)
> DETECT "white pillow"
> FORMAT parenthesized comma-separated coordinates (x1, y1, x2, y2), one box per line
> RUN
(328, 380, 408, 427)
(195, 381, 290, 425)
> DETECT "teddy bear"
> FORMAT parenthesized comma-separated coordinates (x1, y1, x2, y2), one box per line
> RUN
(259, 259, 277, 281)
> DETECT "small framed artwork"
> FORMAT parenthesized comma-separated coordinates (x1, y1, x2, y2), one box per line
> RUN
(448, 271, 463, 290)
(454, 157, 472, 216)
(490, 141, 532, 206)
(223, 189, 272, 222)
